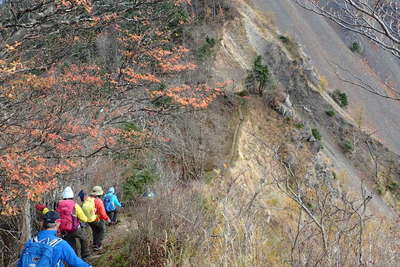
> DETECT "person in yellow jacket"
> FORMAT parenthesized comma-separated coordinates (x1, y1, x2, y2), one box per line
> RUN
(82, 186, 111, 251)
(56, 186, 90, 259)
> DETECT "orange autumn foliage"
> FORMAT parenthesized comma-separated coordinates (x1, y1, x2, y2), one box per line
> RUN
(174, 0, 192, 6)
(0, 0, 223, 216)
(59, 0, 93, 13)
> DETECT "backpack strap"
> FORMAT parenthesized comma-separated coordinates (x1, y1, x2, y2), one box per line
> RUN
(32, 236, 49, 244)
(48, 238, 62, 247)
(32, 236, 62, 247)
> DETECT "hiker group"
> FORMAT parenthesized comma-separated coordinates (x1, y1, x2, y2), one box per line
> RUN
(17, 185, 124, 267)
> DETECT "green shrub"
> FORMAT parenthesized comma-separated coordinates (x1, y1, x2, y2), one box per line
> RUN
(377, 186, 384, 195)
(386, 182, 400, 192)
(279, 35, 290, 44)
(325, 110, 335, 117)
(278, 35, 300, 59)
(338, 93, 348, 107)
(295, 122, 305, 129)
(156, 83, 167, 91)
(311, 128, 321, 141)
(331, 90, 348, 108)
(235, 90, 250, 97)
(246, 55, 271, 95)
(123, 167, 159, 200)
(152, 95, 173, 107)
(342, 140, 354, 153)
(162, 1, 189, 32)
(254, 55, 270, 88)
(196, 37, 217, 60)
(350, 42, 362, 53)
(122, 122, 141, 132)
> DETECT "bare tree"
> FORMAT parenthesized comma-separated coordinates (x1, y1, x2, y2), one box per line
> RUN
(291, 1, 400, 101)
(293, 0, 400, 58)
(273, 161, 375, 266)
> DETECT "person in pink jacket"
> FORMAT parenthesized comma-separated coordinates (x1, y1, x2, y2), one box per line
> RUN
(56, 186, 90, 258)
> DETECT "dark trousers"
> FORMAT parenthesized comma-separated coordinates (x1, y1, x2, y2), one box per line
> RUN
(63, 227, 90, 258)
(107, 209, 118, 223)
(89, 220, 105, 247)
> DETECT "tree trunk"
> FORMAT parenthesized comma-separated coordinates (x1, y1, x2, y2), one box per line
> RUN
(22, 199, 32, 242)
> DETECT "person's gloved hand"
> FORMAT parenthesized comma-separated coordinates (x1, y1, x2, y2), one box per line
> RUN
(121, 203, 125, 208)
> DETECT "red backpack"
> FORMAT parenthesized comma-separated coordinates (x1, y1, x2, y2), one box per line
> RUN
(56, 200, 80, 233)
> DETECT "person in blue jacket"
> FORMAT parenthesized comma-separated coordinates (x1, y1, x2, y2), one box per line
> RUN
(103, 187, 123, 224)
(17, 211, 91, 267)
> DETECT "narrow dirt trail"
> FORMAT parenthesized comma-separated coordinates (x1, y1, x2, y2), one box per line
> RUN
(228, 102, 245, 164)
(246, 0, 398, 220)
(86, 215, 137, 264)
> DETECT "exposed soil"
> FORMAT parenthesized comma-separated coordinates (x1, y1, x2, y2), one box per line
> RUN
(217, 1, 399, 219)
(251, 0, 400, 155)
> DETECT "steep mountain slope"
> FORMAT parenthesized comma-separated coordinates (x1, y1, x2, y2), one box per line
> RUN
(216, 1, 399, 218)
(2, 0, 400, 266)
(251, 0, 400, 155)
(92, 1, 400, 265)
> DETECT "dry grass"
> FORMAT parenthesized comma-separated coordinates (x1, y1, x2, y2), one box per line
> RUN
(319, 75, 329, 92)
(94, 98, 300, 266)
(98, 175, 291, 266)
(94, 98, 400, 266)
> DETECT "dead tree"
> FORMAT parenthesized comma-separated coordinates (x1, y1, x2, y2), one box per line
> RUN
(293, 0, 400, 58)
(273, 163, 372, 266)
(293, 0, 400, 101)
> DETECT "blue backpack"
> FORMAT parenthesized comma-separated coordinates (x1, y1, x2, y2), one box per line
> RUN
(103, 194, 115, 212)
(19, 236, 62, 267)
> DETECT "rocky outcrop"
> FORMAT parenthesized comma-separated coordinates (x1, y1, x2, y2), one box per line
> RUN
(214, 0, 400, 215)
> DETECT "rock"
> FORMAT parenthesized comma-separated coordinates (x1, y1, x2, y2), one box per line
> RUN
(277, 105, 294, 118)
(283, 153, 297, 169)
(284, 95, 292, 108)
(298, 48, 320, 86)
(314, 156, 325, 169)
(276, 95, 295, 118)
(303, 106, 312, 113)
(291, 133, 301, 143)
(305, 69, 320, 86)
(266, 209, 271, 224)
(311, 141, 322, 153)
(308, 135, 316, 142)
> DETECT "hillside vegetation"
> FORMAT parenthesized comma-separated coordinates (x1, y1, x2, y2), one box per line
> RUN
(1, 0, 400, 266)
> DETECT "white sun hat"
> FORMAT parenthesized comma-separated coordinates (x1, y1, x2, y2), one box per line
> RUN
(62, 186, 74, 199)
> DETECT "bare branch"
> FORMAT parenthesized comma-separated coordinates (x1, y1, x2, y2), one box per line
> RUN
(293, 0, 400, 58)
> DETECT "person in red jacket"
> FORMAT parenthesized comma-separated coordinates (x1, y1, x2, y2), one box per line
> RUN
(86, 186, 110, 251)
